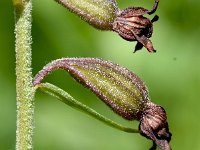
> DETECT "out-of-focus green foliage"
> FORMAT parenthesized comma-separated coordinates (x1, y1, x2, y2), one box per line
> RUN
(1, 0, 200, 149)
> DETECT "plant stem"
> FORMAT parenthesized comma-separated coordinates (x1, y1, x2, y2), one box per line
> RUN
(13, 0, 35, 149)
(37, 83, 139, 133)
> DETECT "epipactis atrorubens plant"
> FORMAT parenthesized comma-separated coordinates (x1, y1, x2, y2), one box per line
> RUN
(55, 0, 159, 52)
(33, 58, 172, 150)
(13, 0, 171, 149)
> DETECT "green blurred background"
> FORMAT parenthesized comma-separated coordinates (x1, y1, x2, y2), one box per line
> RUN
(1, 0, 200, 149)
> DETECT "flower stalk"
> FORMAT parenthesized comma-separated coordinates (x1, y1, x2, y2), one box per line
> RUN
(37, 82, 139, 133)
(13, 0, 35, 149)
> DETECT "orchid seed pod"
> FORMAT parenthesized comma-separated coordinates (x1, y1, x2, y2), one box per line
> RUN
(55, 0, 118, 30)
(33, 58, 172, 150)
(55, 0, 160, 52)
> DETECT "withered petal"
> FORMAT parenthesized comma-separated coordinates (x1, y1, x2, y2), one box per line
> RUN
(134, 42, 144, 52)
(119, 7, 149, 17)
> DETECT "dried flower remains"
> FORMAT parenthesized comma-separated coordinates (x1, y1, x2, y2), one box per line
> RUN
(112, 0, 159, 52)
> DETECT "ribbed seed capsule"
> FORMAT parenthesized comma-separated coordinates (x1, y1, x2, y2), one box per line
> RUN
(55, 0, 118, 30)
(34, 58, 148, 119)
(55, 0, 160, 52)
(33, 58, 171, 150)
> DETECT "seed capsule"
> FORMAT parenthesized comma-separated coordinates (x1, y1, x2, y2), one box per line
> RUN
(33, 58, 171, 150)
(55, 0, 118, 30)
(55, 0, 159, 52)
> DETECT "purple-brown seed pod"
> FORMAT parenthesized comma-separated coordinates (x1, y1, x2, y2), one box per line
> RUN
(55, 0, 159, 53)
(33, 58, 171, 150)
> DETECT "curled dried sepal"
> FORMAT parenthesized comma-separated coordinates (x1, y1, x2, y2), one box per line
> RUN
(112, 0, 159, 52)
(55, 0, 118, 30)
(33, 58, 171, 149)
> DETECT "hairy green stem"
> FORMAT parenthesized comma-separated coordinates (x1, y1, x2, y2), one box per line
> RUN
(13, 0, 35, 149)
(37, 83, 139, 133)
